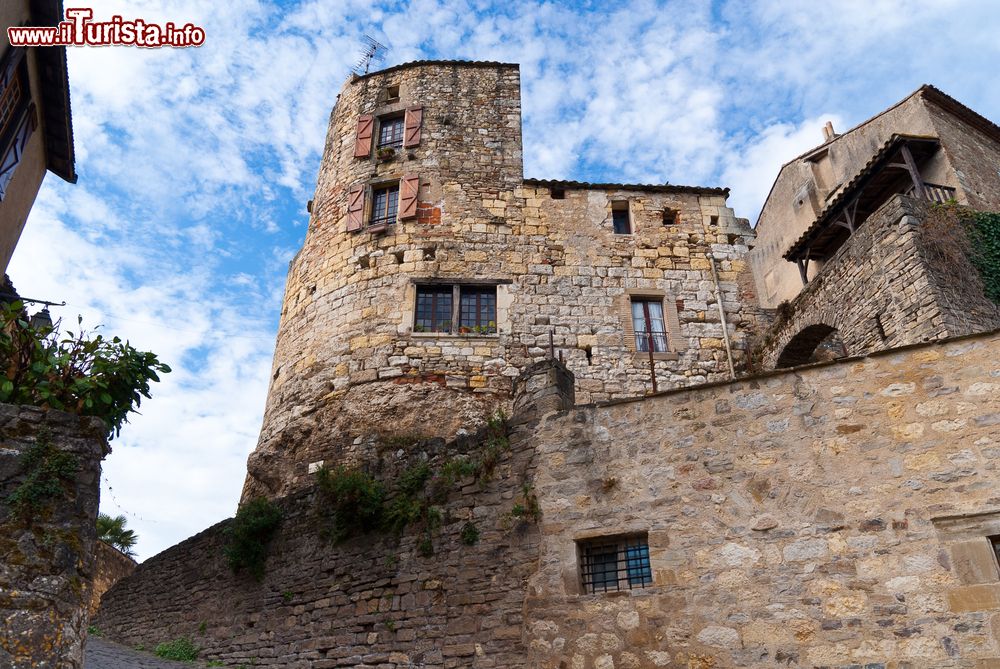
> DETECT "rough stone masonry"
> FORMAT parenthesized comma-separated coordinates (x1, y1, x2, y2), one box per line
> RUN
(243, 60, 762, 502)
(96, 328, 1000, 668)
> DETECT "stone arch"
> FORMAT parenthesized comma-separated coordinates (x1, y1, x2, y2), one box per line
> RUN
(774, 323, 847, 369)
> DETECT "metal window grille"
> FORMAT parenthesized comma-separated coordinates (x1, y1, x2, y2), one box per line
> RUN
(579, 535, 652, 594)
(415, 286, 453, 333)
(459, 286, 496, 333)
(378, 117, 404, 149)
(631, 299, 667, 353)
(370, 184, 399, 226)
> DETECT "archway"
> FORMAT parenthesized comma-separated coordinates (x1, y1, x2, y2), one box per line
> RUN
(775, 324, 847, 369)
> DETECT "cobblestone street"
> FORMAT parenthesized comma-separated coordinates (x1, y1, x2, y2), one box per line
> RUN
(84, 638, 208, 669)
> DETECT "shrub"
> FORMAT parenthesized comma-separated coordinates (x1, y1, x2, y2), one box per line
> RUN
(154, 637, 199, 661)
(315, 466, 386, 543)
(0, 301, 170, 439)
(224, 497, 282, 580)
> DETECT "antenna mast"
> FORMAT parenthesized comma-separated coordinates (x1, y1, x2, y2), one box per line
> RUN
(353, 35, 388, 76)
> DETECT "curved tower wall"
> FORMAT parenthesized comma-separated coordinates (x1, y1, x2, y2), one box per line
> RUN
(244, 61, 760, 500)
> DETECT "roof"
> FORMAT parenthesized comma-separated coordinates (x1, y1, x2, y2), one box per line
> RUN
(354, 59, 519, 81)
(783, 133, 940, 260)
(29, 0, 76, 184)
(756, 84, 1000, 228)
(523, 178, 729, 197)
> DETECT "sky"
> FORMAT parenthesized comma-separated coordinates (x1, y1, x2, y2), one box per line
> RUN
(8, 0, 1000, 561)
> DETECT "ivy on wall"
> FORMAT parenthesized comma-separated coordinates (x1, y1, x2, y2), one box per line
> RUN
(967, 211, 1000, 303)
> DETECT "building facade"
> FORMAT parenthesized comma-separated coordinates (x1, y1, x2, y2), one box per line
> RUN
(243, 61, 760, 501)
(0, 0, 75, 275)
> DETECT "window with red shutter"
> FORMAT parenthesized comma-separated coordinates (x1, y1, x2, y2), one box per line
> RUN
(403, 106, 422, 148)
(354, 115, 374, 158)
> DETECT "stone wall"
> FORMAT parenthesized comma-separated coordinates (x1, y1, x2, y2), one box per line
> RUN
(0, 404, 108, 669)
(90, 540, 136, 616)
(244, 60, 761, 501)
(756, 194, 1000, 370)
(98, 330, 1000, 668)
(95, 423, 542, 668)
(524, 329, 1000, 669)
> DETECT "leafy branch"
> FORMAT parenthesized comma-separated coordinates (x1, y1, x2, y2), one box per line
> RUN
(0, 301, 170, 438)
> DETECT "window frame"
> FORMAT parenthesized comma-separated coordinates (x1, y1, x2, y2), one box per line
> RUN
(611, 201, 632, 235)
(578, 533, 653, 594)
(0, 49, 32, 202)
(376, 114, 405, 150)
(631, 297, 668, 353)
(413, 283, 498, 335)
(369, 182, 400, 228)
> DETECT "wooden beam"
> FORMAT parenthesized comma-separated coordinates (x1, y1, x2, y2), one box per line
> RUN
(899, 144, 927, 200)
(796, 257, 809, 285)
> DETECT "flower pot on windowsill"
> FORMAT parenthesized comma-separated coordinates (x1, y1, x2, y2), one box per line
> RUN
(368, 223, 388, 234)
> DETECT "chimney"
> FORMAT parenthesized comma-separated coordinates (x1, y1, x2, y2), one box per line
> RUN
(822, 121, 836, 142)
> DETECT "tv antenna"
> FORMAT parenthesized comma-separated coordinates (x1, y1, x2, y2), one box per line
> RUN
(353, 35, 388, 76)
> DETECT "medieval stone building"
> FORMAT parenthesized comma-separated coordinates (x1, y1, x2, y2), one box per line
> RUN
(92, 64, 1000, 669)
(751, 85, 1000, 368)
(243, 60, 760, 501)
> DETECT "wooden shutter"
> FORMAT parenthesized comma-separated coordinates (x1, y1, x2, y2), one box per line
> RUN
(403, 106, 423, 148)
(665, 295, 686, 351)
(353, 115, 374, 158)
(346, 184, 365, 232)
(399, 174, 419, 220)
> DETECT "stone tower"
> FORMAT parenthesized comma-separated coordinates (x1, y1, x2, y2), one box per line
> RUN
(243, 60, 760, 500)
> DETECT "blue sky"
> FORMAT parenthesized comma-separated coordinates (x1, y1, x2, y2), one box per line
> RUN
(9, 0, 1000, 560)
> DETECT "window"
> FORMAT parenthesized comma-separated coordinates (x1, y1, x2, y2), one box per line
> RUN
(0, 47, 33, 202)
(370, 184, 399, 227)
(612, 203, 631, 234)
(631, 298, 667, 352)
(550, 188, 565, 199)
(663, 208, 678, 225)
(414, 284, 497, 334)
(990, 536, 1000, 569)
(579, 534, 652, 594)
(378, 116, 404, 150)
(415, 286, 453, 333)
(384, 84, 400, 103)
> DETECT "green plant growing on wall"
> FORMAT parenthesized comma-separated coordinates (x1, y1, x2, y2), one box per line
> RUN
(0, 301, 170, 439)
(96, 512, 138, 556)
(6, 435, 79, 519)
(154, 637, 199, 661)
(224, 497, 282, 580)
(501, 482, 541, 530)
(967, 211, 1000, 303)
(460, 521, 480, 545)
(315, 466, 386, 543)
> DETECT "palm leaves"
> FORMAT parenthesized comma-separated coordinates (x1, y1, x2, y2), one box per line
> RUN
(96, 512, 138, 557)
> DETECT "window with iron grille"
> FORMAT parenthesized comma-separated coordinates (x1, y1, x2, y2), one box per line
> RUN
(579, 534, 652, 594)
(414, 284, 497, 334)
(370, 184, 399, 227)
(631, 298, 668, 353)
(378, 116, 404, 149)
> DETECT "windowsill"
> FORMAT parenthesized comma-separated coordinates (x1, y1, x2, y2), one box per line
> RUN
(410, 331, 500, 340)
(631, 351, 679, 362)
